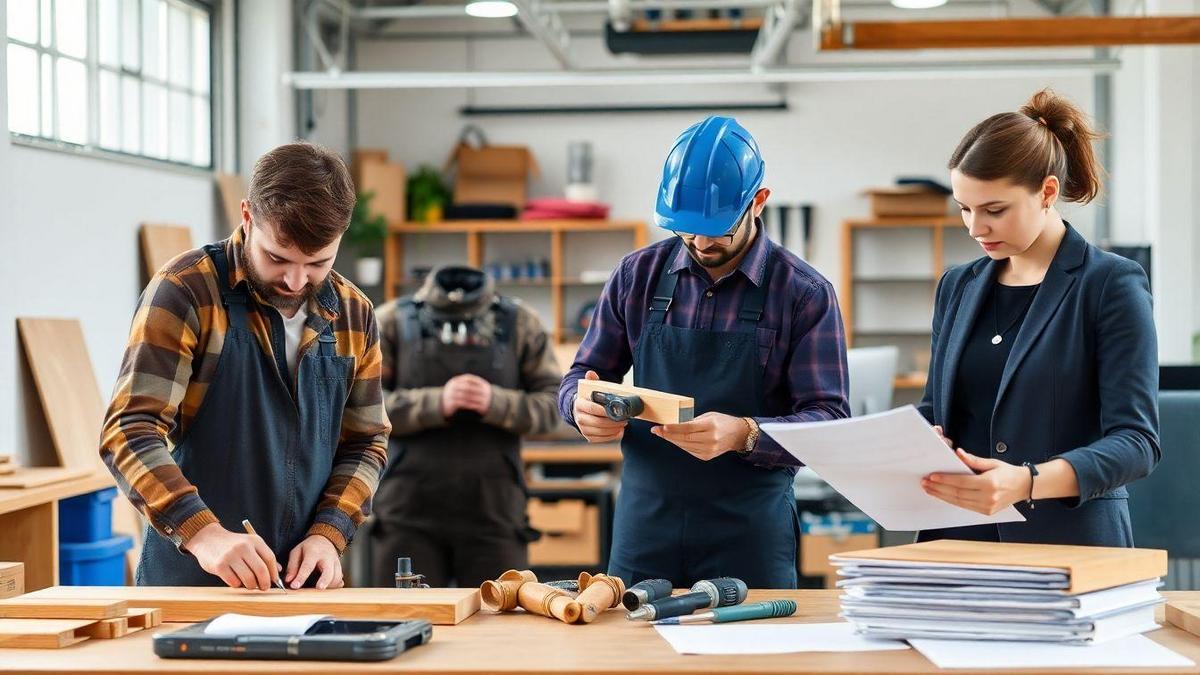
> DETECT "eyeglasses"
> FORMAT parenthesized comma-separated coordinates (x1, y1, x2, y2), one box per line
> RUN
(672, 207, 751, 247)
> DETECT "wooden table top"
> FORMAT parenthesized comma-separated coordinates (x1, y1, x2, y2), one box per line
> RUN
(0, 471, 114, 516)
(3, 590, 1199, 674)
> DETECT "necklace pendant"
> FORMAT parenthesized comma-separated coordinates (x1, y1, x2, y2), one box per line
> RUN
(991, 334, 1003, 345)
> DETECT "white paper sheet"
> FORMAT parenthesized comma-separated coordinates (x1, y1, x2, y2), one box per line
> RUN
(653, 622, 911, 655)
(204, 613, 330, 637)
(910, 635, 1195, 669)
(761, 406, 1024, 531)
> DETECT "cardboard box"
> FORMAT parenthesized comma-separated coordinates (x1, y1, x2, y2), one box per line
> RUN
(358, 160, 407, 225)
(0, 562, 25, 599)
(351, 148, 390, 189)
(864, 186, 949, 218)
(527, 498, 599, 566)
(447, 143, 539, 211)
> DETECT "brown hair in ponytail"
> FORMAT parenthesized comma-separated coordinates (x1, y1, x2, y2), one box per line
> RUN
(948, 89, 1106, 204)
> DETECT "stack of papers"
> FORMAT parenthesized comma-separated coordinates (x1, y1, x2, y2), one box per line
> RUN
(832, 541, 1168, 645)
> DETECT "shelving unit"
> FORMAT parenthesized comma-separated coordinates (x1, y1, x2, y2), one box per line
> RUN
(384, 219, 648, 344)
(841, 216, 977, 390)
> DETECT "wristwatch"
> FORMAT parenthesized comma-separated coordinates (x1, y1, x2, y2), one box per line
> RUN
(1021, 461, 1039, 510)
(740, 417, 760, 456)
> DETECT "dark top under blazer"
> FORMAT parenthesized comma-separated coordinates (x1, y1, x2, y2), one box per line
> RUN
(917, 224, 1160, 547)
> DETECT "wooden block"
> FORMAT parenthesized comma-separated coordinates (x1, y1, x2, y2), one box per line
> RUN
(139, 223, 194, 283)
(0, 467, 93, 489)
(125, 607, 162, 629)
(16, 318, 108, 471)
(576, 379, 694, 425)
(0, 618, 94, 649)
(0, 562, 24, 600)
(0, 598, 128, 620)
(21, 587, 480, 625)
(1166, 600, 1200, 638)
(833, 540, 1167, 595)
(79, 616, 130, 640)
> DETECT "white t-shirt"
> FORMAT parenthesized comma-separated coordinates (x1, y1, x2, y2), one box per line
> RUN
(281, 305, 309, 378)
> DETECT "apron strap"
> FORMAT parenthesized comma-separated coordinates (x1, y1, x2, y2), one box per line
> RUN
(738, 249, 775, 325)
(397, 298, 424, 355)
(316, 324, 336, 356)
(491, 298, 519, 370)
(203, 242, 250, 330)
(647, 240, 683, 326)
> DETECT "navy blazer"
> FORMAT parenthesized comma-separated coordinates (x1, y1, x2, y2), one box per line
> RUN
(918, 224, 1160, 547)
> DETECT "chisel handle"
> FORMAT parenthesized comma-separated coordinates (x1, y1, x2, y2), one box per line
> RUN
(710, 599, 798, 623)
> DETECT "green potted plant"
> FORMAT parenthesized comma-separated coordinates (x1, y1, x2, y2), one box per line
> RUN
(347, 190, 388, 287)
(407, 165, 451, 223)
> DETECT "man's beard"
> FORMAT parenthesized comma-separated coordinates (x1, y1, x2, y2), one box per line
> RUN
(684, 240, 742, 269)
(238, 243, 324, 312)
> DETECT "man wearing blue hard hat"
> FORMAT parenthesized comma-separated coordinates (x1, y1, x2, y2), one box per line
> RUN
(557, 116, 850, 588)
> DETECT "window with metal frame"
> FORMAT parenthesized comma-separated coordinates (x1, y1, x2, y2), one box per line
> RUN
(6, 0, 214, 168)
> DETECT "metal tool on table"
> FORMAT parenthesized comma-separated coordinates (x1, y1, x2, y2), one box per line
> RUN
(240, 519, 286, 592)
(394, 557, 430, 589)
(626, 577, 748, 621)
(653, 599, 798, 625)
(622, 578, 673, 610)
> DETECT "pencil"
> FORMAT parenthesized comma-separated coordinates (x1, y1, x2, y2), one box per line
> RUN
(241, 519, 287, 592)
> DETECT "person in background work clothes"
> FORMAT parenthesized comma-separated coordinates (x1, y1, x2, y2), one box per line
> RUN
(100, 142, 390, 590)
(372, 265, 562, 588)
(558, 116, 851, 590)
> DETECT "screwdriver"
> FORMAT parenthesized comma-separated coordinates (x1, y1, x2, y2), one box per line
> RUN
(653, 599, 798, 625)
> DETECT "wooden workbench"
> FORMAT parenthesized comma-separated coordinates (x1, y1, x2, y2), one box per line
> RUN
(0, 471, 115, 591)
(3, 590, 1199, 673)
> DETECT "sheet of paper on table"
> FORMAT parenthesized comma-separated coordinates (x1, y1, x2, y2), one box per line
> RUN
(653, 622, 911, 655)
(909, 634, 1195, 669)
(203, 613, 330, 637)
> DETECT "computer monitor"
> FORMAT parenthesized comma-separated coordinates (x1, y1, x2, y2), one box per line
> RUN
(847, 346, 899, 417)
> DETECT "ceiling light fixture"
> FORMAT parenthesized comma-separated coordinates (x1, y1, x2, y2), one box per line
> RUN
(465, 0, 519, 18)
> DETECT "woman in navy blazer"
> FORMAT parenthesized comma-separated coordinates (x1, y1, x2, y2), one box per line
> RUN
(917, 89, 1159, 547)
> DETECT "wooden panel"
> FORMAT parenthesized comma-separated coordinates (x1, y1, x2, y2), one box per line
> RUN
(8, 591, 1200, 672)
(822, 16, 1200, 50)
(214, 173, 246, 233)
(0, 502, 57, 591)
(577, 380, 694, 425)
(834, 540, 1167, 594)
(0, 468, 93, 489)
(16, 318, 107, 471)
(0, 599, 127, 620)
(139, 224, 193, 283)
(0, 618, 93, 649)
(521, 445, 622, 465)
(21, 587, 481, 625)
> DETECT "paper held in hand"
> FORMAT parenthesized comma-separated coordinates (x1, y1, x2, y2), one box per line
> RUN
(761, 406, 1025, 531)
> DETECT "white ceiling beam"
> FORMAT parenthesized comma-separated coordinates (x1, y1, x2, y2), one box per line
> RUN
(284, 57, 1118, 89)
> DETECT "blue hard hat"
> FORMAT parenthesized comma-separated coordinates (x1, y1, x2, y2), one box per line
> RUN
(654, 116, 765, 237)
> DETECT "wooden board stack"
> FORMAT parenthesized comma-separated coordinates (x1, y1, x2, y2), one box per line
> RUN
(0, 598, 162, 649)
(833, 540, 1168, 644)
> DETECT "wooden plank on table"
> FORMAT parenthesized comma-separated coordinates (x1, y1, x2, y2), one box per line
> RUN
(16, 318, 107, 472)
(125, 607, 162, 629)
(139, 223, 194, 283)
(0, 468, 93, 489)
(79, 616, 131, 640)
(576, 379, 694, 425)
(0, 599, 128, 620)
(21, 587, 481, 625)
(1166, 599, 1200, 639)
(0, 618, 94, 649)
(834, 540, 1167, 594)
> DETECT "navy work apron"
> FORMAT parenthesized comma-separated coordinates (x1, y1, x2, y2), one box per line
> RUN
(137, 243, 354, 586)
(607, 241, 799, 589)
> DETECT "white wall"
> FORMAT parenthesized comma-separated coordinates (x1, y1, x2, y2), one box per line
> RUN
(349, 32, 1099, 304)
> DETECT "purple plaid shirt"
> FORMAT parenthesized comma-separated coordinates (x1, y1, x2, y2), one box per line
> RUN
(558, 223, 850, 469)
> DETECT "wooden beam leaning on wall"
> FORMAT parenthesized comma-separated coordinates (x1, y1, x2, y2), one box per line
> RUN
(820, 15, 1200, 50)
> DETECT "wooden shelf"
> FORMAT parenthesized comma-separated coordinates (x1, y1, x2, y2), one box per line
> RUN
(521, 444, 623, 464)
(894, 373, 929, 389)
(389, 220, 645, 234)
(844, 216, 962, 228)
(385, 219, 648, 345)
